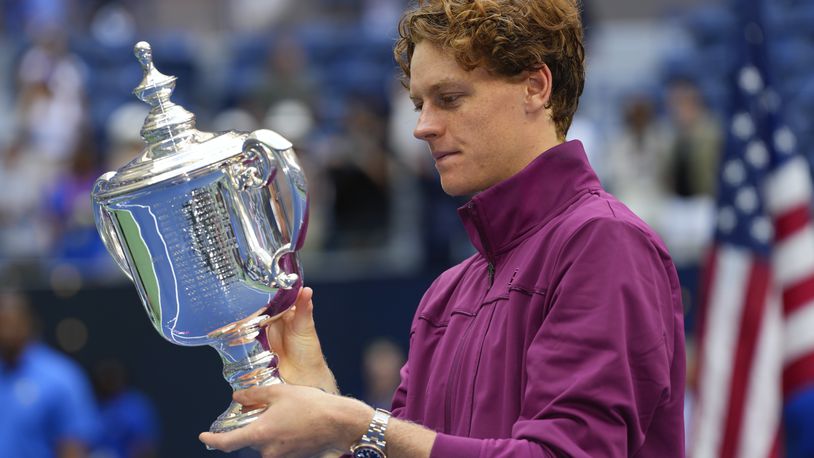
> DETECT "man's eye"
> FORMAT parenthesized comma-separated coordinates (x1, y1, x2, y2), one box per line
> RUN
(412, 104, 423, 112)
(439, 94, 462, 106)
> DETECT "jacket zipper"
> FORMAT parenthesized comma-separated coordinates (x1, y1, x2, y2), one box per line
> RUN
(444, 309, 477, 432)
(467, 201, 496, 285)
(444, 201, 495, 431)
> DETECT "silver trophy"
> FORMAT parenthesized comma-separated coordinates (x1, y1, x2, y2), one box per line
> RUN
(91, 42, 308, 433)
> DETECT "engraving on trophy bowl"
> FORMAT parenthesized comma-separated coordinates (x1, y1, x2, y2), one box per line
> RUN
(183, 188, 239, 283)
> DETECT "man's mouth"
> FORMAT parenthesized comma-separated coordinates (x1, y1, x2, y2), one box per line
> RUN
(432, 151, 459, 161)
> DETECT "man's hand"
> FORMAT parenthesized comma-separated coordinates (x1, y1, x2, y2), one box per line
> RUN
(267, 287, 339, 394)
(199, 384, 371, 457)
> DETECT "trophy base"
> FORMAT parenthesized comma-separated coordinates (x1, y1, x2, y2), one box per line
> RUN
(206, 313, 288, 437)
(209, 400, 268, 433)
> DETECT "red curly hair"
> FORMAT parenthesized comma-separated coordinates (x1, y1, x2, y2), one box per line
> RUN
(394, 0, 585, 140)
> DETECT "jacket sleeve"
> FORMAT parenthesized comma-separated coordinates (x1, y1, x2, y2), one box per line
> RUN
(430, 218, 681, 457)
(391, 362, 409, 418)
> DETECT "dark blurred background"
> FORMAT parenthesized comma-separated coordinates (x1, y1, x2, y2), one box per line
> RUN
(0, 0, 812, 456)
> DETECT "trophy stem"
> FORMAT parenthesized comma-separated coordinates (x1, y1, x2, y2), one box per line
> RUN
(207, 314, 283, 433)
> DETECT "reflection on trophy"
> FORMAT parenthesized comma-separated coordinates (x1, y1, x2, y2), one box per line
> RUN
(91, 42, 309, 433)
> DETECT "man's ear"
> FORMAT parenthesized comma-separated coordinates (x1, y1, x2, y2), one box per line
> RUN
(525, 64, 553, 114)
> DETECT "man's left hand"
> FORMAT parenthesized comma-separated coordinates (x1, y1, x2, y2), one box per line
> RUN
(199, 384, 371, 457)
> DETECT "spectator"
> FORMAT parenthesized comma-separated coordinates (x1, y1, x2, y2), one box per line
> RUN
(247, 32, 318, 121)
(323, 102, 393, 249)
(0, 141, 51, 262)
(91, 359, 158, 458)
(44, 129, 106, 272)
(657, 77, 722, 268)
(664, 77, 721, 199)
(361, 338, 405, 411)
(606, 91, 672, 226)
(0, 291, 99, 457)
(13, 27, 87, 173)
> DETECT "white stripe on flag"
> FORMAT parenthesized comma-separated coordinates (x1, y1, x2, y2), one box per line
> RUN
(765, 156, 813, 217)
(692, 246, 751, 457)
(784, 301, 814, 364)
(736, 288, 782, 458)
(774, 226, 814, 287)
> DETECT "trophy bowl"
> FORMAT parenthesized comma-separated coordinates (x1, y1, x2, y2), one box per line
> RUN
(91, 42, 309, 433)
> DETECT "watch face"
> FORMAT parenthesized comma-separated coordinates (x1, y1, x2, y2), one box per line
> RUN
(353, 447, 385, 458)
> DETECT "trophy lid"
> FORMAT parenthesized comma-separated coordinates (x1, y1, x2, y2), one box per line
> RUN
(95, 41, 246, 200)
(132, 40, 197, 153)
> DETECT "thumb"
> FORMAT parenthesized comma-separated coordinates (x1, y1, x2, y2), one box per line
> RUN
(289, 287, 315, 334)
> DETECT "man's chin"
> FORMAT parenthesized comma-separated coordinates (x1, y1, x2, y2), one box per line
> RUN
(440, 186, 468, 198)
(439, 178, 475, 197)
(440, 182, 481, 198)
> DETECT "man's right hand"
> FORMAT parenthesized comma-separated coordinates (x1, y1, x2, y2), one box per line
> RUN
(266, 287, 339, 394)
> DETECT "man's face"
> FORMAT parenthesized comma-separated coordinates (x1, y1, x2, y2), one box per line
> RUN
(409, 42, 533, 196)
(0, 306, 31, 364)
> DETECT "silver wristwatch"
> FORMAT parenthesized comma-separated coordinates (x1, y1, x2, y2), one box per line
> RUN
(350, 408, 391, 458)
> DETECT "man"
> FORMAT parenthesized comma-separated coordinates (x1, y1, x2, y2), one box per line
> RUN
(91, 359, 159, 458)
(201, 0, 685, 456)
(0, 292, 99, 457)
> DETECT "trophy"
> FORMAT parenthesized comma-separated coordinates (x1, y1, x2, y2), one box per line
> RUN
(91, 42, 308, 433)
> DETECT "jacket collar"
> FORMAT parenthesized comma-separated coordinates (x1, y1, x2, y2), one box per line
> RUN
(457, 140, 601, 262)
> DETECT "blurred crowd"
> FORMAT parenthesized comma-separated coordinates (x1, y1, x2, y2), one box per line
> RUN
(0, 0, 806, 289)
(0, 0, 428, 289)
(0, 0, 812, 335)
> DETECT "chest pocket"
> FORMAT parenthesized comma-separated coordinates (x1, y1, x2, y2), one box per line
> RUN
(414, 261, 492, 329)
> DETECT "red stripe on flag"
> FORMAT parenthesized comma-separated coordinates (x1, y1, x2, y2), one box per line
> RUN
(783, 274, 814, 316)
(783, 351, 814, 397)
(720, 260, 771, 458)
(770, 428, 781, 458)
(775, 204, 811, 242)
(696, 248, 719, 361)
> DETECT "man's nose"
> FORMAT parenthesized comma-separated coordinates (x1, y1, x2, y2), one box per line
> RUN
(413, 107, 443, 140)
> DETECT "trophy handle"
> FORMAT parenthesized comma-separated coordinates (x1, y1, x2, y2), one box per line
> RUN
(229, 129, 309, 290)
(92, 172, 134, 281)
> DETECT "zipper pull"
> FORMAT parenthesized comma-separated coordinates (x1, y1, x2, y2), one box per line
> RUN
(488, 263, 495, 286)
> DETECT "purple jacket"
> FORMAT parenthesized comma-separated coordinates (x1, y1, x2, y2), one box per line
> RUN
(391, 141, 685, 457)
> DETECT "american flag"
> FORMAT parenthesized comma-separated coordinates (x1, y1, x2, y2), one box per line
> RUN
(690, 0, 814, 456)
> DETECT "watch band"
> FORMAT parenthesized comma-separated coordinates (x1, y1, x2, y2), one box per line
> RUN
(351, 408, 391, 457)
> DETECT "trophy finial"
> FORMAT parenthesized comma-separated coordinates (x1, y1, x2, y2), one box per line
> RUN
(134, 41, 153, 71)
(131, 40, 196, 156)
(132, 40, 176, 108)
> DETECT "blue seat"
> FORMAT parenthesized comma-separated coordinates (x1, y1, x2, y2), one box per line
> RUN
(769, 39, 814, 89)
(683, 5, 735, 47)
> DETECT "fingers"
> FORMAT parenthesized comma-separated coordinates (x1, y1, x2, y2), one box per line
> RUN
(199, 428, 252, 453)
(200, 386, 283, 452)
(233, 385, 281, 406)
